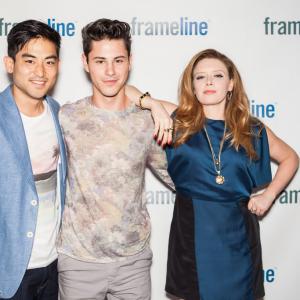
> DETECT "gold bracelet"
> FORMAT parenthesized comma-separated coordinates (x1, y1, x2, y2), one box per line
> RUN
(139, 92, 151, 110)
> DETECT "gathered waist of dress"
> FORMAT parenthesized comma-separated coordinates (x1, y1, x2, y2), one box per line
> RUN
(175, 189, 250, 204)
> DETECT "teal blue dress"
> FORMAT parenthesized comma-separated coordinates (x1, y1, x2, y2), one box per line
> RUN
(165, 119, 272, 300)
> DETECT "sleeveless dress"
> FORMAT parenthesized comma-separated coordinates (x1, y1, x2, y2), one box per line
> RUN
(165, 119, 272, 300)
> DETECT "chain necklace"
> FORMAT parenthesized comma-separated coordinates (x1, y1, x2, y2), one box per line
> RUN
(203, 123, 227, 185)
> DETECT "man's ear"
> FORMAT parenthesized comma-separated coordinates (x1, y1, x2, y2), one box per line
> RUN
(3, 56, 14, 74)
(57, 58, 61, 71)
(82, 53, 89, 73)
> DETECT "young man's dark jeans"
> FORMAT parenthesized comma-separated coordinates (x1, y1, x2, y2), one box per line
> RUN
(2, 260, 58, 300)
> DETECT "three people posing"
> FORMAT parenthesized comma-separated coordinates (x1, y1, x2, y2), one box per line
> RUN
(0, 18, 298, 300)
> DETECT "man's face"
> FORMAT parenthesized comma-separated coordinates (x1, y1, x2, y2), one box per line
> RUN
(4, 37, 59, 103)
(83, 39, 131, 99)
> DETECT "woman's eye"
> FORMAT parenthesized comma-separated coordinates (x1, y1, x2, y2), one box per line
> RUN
(214, 74, 224, 78)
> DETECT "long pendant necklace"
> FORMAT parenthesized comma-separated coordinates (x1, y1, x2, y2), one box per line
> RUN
(203, 123, 227, 185)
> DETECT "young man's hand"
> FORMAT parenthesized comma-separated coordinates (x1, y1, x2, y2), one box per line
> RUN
(149, 100, 173, 146)
(125, 85, 176, 146)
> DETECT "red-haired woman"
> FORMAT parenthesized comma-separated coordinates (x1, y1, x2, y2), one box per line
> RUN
(163, 49, 298, 300)
(127, 48, 298, 300)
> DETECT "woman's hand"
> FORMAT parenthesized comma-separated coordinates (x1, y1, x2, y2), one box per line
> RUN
(248, 192, 275, 216)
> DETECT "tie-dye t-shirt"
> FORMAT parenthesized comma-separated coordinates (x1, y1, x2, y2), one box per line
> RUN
(57, 97, 174, 263)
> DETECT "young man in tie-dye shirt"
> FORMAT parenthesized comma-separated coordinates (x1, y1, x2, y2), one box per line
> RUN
(57, 19, 175, 300)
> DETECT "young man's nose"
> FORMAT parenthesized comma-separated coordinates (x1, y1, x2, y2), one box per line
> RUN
(106, 62, 116, 76)
(34, 62, 46, 77)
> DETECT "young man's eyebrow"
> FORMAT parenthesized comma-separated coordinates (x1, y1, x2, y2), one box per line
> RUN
(21, 53, 58, 60)
(21, 53, 36, 59)
(45, 55, 58, 60)
(92, 55, 127, 60)
(93, 56, 106, 60)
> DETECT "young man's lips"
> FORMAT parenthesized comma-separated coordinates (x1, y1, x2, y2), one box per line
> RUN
(30, 80, 47, 86)
(104, 79, 117, 85)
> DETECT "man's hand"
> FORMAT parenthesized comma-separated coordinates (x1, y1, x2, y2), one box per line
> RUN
(149, 101, 173, 146)
(125, 85, 174, 146)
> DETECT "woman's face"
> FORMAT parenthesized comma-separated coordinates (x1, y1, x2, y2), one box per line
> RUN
(192, 58, 233, 108)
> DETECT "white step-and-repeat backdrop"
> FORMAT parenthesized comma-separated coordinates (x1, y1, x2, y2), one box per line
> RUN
(0, 0, 299, 299)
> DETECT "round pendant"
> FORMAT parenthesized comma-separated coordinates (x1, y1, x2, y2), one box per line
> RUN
(216, 175, 225, 185)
